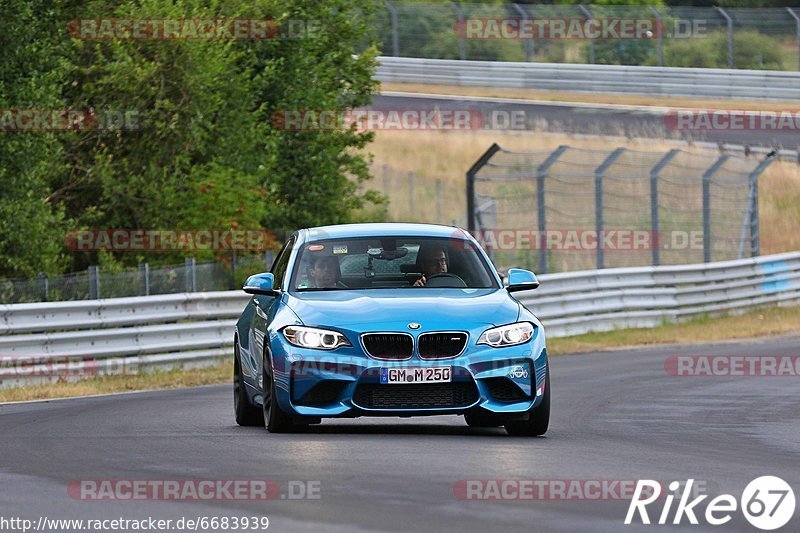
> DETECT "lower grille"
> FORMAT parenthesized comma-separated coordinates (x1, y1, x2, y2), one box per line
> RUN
(354, 382, 478, 409)
(361, 333, 413, 360)
(485, 377, 529, 403)
(418, 332, 467, 359)
(296, 381, 346, 406)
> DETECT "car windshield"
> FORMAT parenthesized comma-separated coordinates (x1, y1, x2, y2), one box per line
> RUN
(291, 236, 498, 291)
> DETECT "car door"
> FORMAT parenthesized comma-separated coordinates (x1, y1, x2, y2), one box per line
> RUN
(248, 236, 295, 386)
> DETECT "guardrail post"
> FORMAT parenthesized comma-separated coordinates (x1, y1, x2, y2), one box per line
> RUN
(139, 263, 150, 296)
(466, 143, 501, 233)
(649, 149, 680, 266)
(185, 257, 197, 292)
(37, 273, 49, 302)
(579, 5, 595, 64)
(650, 7, 664, 66)
(716, 7, 734, 68)
(450, 2, 467, 60)
(385, 1, 400, 57)
(536, 145, 570, 274)
(512, 3, 533, 61)
(702, 155, 731, 263)
(789, 8, 800, 71)
(594, 148, 626, 269)
(88, 265, 100, 299)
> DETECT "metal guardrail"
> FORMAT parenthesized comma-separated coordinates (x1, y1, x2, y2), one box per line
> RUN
(375, 56, 800, 101)
(1, 251, 799, 388)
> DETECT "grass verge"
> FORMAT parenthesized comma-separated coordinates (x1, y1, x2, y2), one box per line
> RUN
(381, 82, 800, 111)
(0, 362, 231, 404)
(547, 304, 800, 356)
(2, 304, 799, 403)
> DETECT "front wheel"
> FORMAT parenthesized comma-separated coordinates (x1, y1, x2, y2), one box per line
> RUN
(505, 367, 550, 436)
(234, 345, 262, 427)
(262, 351, 302, 433)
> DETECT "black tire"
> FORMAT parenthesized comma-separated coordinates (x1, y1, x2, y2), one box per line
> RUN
(464, 412, 504, 428)
(234, 344, 262, 427)
(262, 351, 301, 433)
(505, 366, 550, 436)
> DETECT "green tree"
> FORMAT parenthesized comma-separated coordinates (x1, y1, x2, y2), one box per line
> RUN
(0, 0, 69, 278)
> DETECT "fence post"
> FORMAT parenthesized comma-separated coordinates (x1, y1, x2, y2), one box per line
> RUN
(789, 8, 800, 71)
(511, 3, 533, 61)
(466, 143, 501, 233)
(139, 263, 150, 296)
(579, 5, 595, 64)
(37, 273, 49, 302)
(535, 145, 570, 274)
(407, 172, 414, 216)
(435, 179, 442, 223)
(716, 7, 734, 68)
(650, 6, 664, 66)
(450, 2, 467, 60)
(185, 257, 197, 292)
(385, 1, 400, 57)
(746, 153, 776, 258)
(594, 148, 626, 269)
(702, 155, 732, 263)
(649, 149, 680, 266)
(88, 265, 100, 299)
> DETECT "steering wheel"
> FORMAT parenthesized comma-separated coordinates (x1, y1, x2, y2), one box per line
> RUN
(424, 272, 467, 288)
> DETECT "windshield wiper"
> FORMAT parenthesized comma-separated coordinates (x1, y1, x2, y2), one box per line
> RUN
(295, 287, 345, 292)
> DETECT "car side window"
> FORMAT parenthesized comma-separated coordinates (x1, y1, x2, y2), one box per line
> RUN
(271, 238, 295, 289)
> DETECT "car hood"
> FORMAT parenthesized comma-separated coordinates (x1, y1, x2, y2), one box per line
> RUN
(285, 288, 520, 330)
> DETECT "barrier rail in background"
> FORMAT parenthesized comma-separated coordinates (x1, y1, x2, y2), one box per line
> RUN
(1, 251, 798, 388)
(375, 56, 800, 101)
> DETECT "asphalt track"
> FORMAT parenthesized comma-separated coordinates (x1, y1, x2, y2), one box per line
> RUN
(375, 93, 799, 150)
(1, 335, 799, 532)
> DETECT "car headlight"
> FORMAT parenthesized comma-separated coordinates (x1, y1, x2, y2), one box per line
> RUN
(477, 322, 535, 347)
(282, 326, 351, 350)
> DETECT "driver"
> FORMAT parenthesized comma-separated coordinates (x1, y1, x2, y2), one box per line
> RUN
(308, 255, 345, 288)
(413, 247, 448, 287)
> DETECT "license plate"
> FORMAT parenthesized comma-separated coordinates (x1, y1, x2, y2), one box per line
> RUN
(380, 367, 451, 384)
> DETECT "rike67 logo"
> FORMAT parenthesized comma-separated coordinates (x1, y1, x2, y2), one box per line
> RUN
(626, 477, 796, 530)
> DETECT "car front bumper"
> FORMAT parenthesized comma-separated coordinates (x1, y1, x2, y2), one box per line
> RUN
(269, 328, 548, 419)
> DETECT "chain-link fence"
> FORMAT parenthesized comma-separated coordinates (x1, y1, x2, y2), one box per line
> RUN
(369, 165, 466, 226)
(467, 144, 774, 274)
(376, 3, 800, 71)
(0, 255, 275, 304)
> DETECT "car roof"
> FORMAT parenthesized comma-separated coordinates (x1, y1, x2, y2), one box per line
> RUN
(300, 223, 471, 242)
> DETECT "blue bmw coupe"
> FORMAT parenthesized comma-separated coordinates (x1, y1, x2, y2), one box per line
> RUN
(233, 223, 549, 436)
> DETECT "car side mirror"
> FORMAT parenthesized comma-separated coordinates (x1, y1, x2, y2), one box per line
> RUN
(243, 272, 279, 296)
(506, 268, 540, 292)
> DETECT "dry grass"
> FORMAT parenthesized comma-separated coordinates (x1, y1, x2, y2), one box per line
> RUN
(366, 129, 800, 255)
(0, 362, 231, 403)
(547, 304, 800, 356)
(381, 82, 800, 112)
